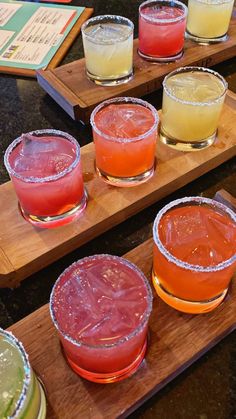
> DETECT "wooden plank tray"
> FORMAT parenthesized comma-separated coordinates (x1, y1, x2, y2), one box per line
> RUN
(8, 238, 236, 419)
(0, 90, 235, 288)
(37, 10, 236, 122)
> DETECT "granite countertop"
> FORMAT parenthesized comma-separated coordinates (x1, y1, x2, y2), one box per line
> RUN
(0, 0, 236, 418)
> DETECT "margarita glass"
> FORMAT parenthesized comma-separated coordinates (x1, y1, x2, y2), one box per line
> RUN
(50, 254, 153, 383)
(186, 0, 234, 44)
(160, 67, 227, 151)
(4, 129, 87, 228)
(152, 197, 236, 314)
(138, 0, 187, 62)
(90, 97, 159, 187)
(0, 328, 46, 419)
(81, 15, 134, 86)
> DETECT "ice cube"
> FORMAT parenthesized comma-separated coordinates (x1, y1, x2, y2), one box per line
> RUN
(20, 133, 57, 157)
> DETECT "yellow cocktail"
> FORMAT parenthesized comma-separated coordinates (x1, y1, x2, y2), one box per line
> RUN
(82, 15, 134, 86)
(186, 0, 234, 43)
(160, 67, 227, 151)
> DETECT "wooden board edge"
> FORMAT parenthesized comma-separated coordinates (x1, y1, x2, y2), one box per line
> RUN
(0, 7, 93, 78)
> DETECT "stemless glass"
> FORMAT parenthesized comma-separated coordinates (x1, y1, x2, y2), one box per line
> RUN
(186, 0, 234, 44)
(138, 0, 187, 62)
(4, 129, 87, 228)
(0, 329, 46, 419)
(50, 254, 153, 383)
(160, 66, 228, 151)
(152, 197, 236, 314)
(90, 97, 159, 187)
(81, 15, 134, 86)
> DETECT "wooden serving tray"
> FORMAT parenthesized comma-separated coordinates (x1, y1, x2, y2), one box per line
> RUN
(37, 10, 236, 122)
(8, 238, 236, 419)
(0, 90, 236, 288)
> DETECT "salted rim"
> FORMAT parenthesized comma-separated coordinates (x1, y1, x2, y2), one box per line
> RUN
(163, 66, 228, 106)
(4, 129, 81, 184)
(139, 0, 188, 23)
(50, 254, 153, 349)
(81, 15, 134, 45)
(153, 196, 236, 272)
(0, 328, 31, 419)
(189, 0, 233, 4)
(90, 97, 159, 143)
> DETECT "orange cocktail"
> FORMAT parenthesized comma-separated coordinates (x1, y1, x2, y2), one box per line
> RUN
(90, 97, 159, 187)
(152, 197, 236, 314)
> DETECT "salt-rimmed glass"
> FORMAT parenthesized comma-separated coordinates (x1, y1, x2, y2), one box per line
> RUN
(138, 0, 187, 62)
(186, 0, 234, 44)
(0, 328, 46, 418)
(160, 66, 228, 151)
(152, 196, 236, 314)
(50, 254, 153, 383)
(81, 15, 134, 86)
(4, 129, 87, 228)
(90, 97, 159, 187)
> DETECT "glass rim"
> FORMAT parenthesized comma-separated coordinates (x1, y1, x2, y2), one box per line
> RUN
(153, 196, 236, 273)
(4, 129, 81, 184)
(81, 15, 134, 44)
(163, 66, 228, 106)
(90, 97, 159, 143)
(139, 0, 188, 23)
(0, 328, 31, 418)
(50, 254, 153, 349)
(189, 0, 233, 4)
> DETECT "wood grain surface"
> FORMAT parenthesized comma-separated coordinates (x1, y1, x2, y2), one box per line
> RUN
(37, 10, 236, 122)
(0, 8, 93, 78)
(0, 91, 235, 288)
(8, 239, 236, 419)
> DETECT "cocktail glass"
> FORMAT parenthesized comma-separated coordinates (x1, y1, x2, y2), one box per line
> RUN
(81, 15, 134, 86)
(4, 129, 87, 228)
(50, 254, 153, 383)
(160, 66, 227, 151)
(0, 328, 46, 419)
(138, 0, 187, 62)
(186, 0, 234, 44)
(90, 97, 159, 187)
(152, 196, 236, 314)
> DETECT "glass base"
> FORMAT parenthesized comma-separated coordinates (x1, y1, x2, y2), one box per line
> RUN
(138, 48, 183, 63)
(64, 339, 147, 383)
(86, 69, 134, 86)
(152, 271, 228, 314)
(160, 127, 216, 151)
(19, 191, 87, 228)
(185, 30, 228, 45)
(37, 381, 47, 419)
(96, 165, 154, 187)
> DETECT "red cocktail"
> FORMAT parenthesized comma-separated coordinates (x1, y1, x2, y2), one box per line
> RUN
(50, 254, 153, 383)
(139, 0, 187, 62)
(152, 197, 236, 313)
(4, 129, 87, 228)
(91, 97, 159, 187)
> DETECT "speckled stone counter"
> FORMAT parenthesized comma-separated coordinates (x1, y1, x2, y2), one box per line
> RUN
(0, 1, 236, 418)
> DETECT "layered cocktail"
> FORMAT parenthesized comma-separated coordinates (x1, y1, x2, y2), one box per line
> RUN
(50, 254, 153, 383)
(152, 197, 236, 314)
(91, 97, 159, 187)
(0, 328, 46, 418)
(4, 129, 87, 228)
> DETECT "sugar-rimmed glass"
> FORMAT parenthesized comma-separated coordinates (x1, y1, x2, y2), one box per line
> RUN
(90, 97, 159, 187)
(0, 328, 46, 418)
(50, 254, 153, 383)
(138, 0, 187, 62)
(81, 15, 134, 86)
(4, 129, 87, 228)
(186, 0, 234, 44)
(152, 196, 236, 314)
(160, 66, 228, 151)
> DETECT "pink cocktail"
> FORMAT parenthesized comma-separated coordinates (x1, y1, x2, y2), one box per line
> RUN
(4, 129, 86, 228)
(50, 254, 153, 383)
(139, 0, 187, 62)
